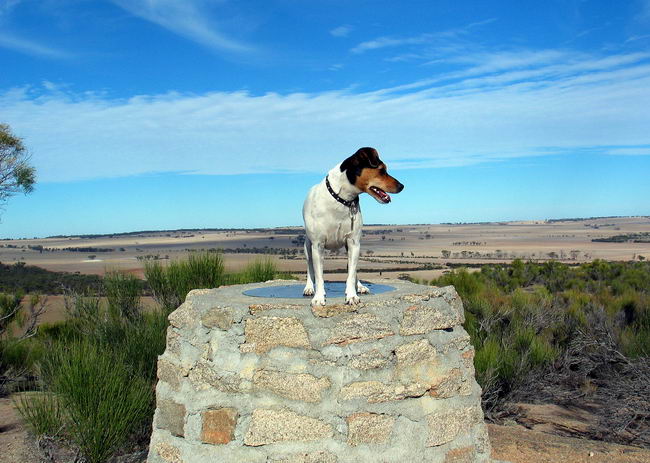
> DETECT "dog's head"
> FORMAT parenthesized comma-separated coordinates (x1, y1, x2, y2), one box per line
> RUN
(340, 147, 404, 204)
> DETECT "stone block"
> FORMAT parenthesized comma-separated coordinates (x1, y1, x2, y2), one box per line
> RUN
(156, 400, 185, 437)
(253, 369, 331, 403)
(165, 327, 181, 357)
(272, 451, 338, 463)
(201, 408, 238, 445)
(249, 303, 304, 314)
(426, 406, 482, 447)
(244, 408, 333, 446)
(188, 361, 241, 392)
(400, 300, 463, 335)
(201, 307, 234, 330)
(157, 359, 183, 391)
(326, 313, 394, 346)
(168, 301, 198, 330)
(348, 349, 390, 370)
(395, 339, 437, 366)
(444, 445, 476, 463)
(339, 380, 428, 403)
(241, 317, 311, 354)
(461, 348, 475, 371)
(154, 442, 182, 463)
(311, 303, 358, 318)
(429, 368, 472, 398)
(346, 412, 395, 446)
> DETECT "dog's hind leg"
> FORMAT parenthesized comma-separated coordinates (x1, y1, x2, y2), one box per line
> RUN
(310, 241, 326, 306)
(303, 237, 315, 296)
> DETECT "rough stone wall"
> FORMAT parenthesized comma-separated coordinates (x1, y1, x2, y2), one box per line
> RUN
(147, 280, 493, 463)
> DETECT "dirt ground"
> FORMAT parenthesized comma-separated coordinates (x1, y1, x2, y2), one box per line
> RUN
(488, 424, 650, 463)
(0, 396, 42, 463)
(3, 396, 650, 463)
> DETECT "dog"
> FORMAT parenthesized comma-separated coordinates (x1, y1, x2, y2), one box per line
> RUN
(302, 147, 404, 306)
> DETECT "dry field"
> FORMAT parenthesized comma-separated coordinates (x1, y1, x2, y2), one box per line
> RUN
(2, 216, 649, 283)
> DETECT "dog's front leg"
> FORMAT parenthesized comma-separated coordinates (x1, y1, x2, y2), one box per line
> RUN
(345, 238, 361, 305)
(310, 241, 326, 306)
(303, 237, 315, 296)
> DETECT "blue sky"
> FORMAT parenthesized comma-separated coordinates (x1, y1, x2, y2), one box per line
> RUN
(1, 0, 650, 238)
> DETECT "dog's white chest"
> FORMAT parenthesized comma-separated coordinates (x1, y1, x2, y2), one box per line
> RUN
(321, 214, 358, 250)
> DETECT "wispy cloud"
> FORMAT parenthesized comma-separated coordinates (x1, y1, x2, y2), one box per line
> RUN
(330, 25, 353, 38)
(0, 32, 71, 59)
(110, 0, 253, 54)
(2, 49, 649, 182)
(351, 33, 433, 54)
(0, 0, 71, 59)
(351, 18, 496, 54)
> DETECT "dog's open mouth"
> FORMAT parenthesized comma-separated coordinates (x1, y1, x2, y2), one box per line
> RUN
(369, 186, 391, 204)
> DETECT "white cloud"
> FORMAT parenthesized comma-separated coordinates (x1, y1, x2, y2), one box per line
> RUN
(2, 50, 650, 183)
(0, 32, 71, 59)
(110, 0, 252, 54)
(351, 33, 433, 54)
(330, 25, 353, 38)
(606, 147, 650, 156)
(352, 18, 496, 54)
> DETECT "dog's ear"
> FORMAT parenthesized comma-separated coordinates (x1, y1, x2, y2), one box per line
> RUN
(340, 147, 381, 184)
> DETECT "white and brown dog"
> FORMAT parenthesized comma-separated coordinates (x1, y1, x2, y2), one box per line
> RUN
(302, 147, 404, 306)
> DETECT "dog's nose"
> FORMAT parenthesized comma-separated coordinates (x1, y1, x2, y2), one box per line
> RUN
(396, 182, 404, 193)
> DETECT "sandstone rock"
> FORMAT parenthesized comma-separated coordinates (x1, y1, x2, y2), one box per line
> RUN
(348, 349, 390, 370)
(400, 299, 463, 335)
(249, 303, 304, 314)
(395, 339, 437, 366)
(157, 359, 183, 391)
(253, 369, 331, 403)
(201, 307, 234, 330)
(154, 442, 182, 463)
(244, 408, 333, 446)
(311, 303, 358, 318)
(429, 368, 472, 398)
(165, 327, 181, 357)
(201, 408, 238, 445)
(241, 317, 311, 354)
(445, 445, 476, 463)
(426, 406, 482, 447)
(272, 451, 338, 463)
(326, 313, 394, 346)
(168, 301, 198, 330)
(156, 400, 185, 437)
(346, 412, 395, 446)
(339, 380, 428, 403)
(188, 361, 241, 392)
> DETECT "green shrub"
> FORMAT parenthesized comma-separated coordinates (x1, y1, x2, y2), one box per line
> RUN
(41, 341, 152, 463)
(0, 337, 44, 376)
(14, 391, 63, 437)
(0, 292, 22, 335)
(145, 251, 225, 311)
(229, 257, 279, 284)
(104, 271, 142, 320)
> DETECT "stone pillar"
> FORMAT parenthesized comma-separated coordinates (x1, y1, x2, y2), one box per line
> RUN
(147, 280, 493, 463)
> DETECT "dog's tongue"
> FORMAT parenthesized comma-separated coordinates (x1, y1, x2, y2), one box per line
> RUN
(371, 186, 391, 203)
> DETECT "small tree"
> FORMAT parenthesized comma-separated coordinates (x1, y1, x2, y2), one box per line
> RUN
(1, 123, 36, 211)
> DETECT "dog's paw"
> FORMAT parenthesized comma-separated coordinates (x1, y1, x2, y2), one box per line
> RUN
(357, 284, 370, 294)
(346, 295, 360, 305)
(311, 295, 326, 306)
(303, 286, 314, 296)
